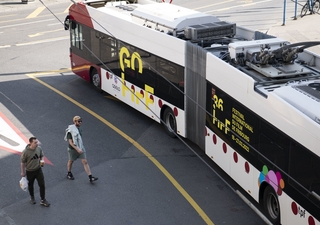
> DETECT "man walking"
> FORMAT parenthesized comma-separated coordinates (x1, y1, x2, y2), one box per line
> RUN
(20, 137, 50, 207)
(64, 116, 98, 183)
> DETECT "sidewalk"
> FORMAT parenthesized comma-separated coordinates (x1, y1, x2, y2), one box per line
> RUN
(267, 14, 320, 55)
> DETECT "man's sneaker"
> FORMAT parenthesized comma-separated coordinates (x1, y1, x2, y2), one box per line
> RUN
(30, 197, 36, 205)
(90, 177, 98, 183)
(40, 199, 50, 207)
(67, 172, 74, 180)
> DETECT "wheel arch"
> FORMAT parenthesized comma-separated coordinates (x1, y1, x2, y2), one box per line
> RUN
(89, 66, 99, 84)
(160, 104, 171, 123)
(89, 66, 103, 92)
(160, 105, 178, 138)
(259, 181, 269, 204)
(260, 182, 281, 225)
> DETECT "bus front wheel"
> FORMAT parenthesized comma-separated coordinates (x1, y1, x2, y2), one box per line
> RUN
(163, 108, 177, 138)
(263, 185, 280, 225)
(91, 68, 101, 91)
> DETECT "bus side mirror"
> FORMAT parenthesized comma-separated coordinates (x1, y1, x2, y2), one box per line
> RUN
(64, 16, 70, 30)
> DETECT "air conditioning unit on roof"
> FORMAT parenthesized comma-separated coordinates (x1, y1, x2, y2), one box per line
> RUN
(184, 21, 236, 41)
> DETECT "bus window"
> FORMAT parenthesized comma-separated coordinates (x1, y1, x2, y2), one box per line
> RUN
(156, 58, 184, 96)
(289, 142, 320, 197)
(258, 122, 288, 172)
(71, 23, 83, 50)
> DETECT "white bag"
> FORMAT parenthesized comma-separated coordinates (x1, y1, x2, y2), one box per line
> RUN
(19, 177, 28, 191)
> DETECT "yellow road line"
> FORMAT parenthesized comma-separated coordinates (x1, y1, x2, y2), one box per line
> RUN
(26, 69, 72, 76)
(64, 3, 73, 13)
(26, 6, 46, 19)
(104, 95, 120, 101)
(26, 71, 214, 225)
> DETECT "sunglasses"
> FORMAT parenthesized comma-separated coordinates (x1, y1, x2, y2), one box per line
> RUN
(77, 120, 82, 123)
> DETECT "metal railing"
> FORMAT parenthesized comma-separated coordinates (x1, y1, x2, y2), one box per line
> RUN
(282, 0, 319, 25)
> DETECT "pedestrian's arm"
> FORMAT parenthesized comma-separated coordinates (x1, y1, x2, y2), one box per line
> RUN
(21, 162, 26, 177)
(68, 138, 83, 154)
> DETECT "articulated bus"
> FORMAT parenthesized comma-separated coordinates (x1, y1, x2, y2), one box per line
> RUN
(65, 0, 320, 224)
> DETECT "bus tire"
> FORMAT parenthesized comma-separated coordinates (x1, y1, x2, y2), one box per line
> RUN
(163, 107, 177, 138)
(91, 68, 101, 92)
(263, 185, 280, 225)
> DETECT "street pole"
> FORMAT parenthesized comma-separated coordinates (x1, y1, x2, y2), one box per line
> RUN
(294, 0, 298, 19)
(282, 0, 287, 25)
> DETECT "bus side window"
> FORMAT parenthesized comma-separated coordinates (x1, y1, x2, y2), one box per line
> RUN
(71, 23, 83, 50)
(310, 159, 320, 196)
(258, 122, 288, 172)
(156, 58, 184, 98)
(290, 142, 320, 197)
(71, 22, 75, 47)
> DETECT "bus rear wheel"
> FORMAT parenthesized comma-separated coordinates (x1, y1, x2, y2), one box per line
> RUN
(263, 185, 280, 225)
(163, 108, 177, 138)
(91, 68, 101, 91)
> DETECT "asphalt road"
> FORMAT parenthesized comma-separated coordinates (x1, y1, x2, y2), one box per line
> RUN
(0, 71, 266, 225)
(0, 1, 274, 224)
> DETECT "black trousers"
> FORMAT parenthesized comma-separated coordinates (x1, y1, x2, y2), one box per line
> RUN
(26, 168, 45, 200)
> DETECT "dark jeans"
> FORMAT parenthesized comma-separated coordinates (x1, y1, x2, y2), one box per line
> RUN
(309, 0, 314, 11)
(26, 168, 45, 200)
